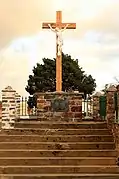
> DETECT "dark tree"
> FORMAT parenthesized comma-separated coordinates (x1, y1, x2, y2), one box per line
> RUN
(27, 96, 37, 108)
(26, 53, 96, 96)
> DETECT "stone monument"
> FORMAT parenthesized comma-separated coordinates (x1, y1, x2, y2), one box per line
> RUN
(36, 11, 83, 121)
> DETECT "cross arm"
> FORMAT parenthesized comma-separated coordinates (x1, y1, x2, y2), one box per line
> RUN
(42, 23, 56, 29)
(61, 23, 76, 29)
(42, 22, 76, 29)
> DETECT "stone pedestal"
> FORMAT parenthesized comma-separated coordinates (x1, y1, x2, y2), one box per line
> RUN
(36, 92, 83, 121)
(2, 86, 16, 129)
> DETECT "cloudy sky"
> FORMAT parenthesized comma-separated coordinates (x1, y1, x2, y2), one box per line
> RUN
(0, 0, 119, 97)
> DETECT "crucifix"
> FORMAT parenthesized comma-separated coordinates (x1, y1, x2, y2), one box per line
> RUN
(42, 11, 76, 92)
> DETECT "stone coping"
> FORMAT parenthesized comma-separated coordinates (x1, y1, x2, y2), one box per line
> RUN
(35, 91, 84, 96)
(2, 89, 16, 92)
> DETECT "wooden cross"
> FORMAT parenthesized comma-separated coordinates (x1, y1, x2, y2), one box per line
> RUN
(42, 11, 76, 92)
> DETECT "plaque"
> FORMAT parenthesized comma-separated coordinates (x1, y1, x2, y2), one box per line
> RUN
(51, 97, 69, 112)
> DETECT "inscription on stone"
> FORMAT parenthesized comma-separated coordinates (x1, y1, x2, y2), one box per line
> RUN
(51, 97, 69, 112)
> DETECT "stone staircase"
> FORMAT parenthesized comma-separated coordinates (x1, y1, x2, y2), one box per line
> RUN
(0, 119, 119, 179)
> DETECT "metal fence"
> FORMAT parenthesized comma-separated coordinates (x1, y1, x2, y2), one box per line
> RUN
(82, 94, 107, 120)
(20, 95, 108, 120)
(82, 95, 93, 118)
(20, 97, 37, 118)
(21, 96, 94, 119)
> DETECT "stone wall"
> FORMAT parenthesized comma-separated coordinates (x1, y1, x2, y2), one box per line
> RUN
(1, 86, 21, 129)
(36, 92, 83, 121)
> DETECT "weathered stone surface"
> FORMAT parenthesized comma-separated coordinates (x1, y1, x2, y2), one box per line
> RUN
(74, 112, 82, 118)
(1, 166, 119, 174)
(36, 92, 83, 121)
(63, 112, 73, 118)
(106, 90, 115, 126)
(105, 85, 119, 159)
(111, 86, 119, 155)
(51, 97, 69, 112)
(1, 87, 21, 129)
(1, 86, 16, 129)
(71, 106, 82, 112)
(0, 119, 118, 176)
(93, 95, 100, 121)
(0, 158, 116, 166)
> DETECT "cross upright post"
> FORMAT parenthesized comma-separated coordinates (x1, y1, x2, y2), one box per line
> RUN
(42, 11, 76, 92)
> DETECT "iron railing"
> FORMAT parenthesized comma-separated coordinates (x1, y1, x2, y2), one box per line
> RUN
(82, 95, 93, 118)
(20, 97, 37, 117)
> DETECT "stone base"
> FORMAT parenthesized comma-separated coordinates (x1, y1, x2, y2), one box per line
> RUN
(36, 92, 83, 121)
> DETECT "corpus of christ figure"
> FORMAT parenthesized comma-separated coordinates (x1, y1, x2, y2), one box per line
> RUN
(48, 24, 69, 56)
(42, 11, 76, 91)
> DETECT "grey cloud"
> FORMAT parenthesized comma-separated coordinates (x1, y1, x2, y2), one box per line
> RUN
(0, 0, 53, 49)
(86, 2, 119, 34)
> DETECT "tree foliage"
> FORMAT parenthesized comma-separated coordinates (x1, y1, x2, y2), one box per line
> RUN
(25, 53, 96, 95)
(27, 96, 37, 108)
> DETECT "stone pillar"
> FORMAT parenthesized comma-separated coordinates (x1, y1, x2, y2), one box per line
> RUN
(116, 85, 119, 122)
(106, 85, 117, 129)
(2, 86, 16, 129)
(0, 102, 2, 123)
(93, 92, 102, 121)
(115, 85, 119, 152)
(15, 93, 21, 119)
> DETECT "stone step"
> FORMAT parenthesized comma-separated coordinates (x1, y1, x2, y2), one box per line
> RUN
(0, 135, 114, 142)
(18, 117, 105, 123)
(0, 142, 115, 150)
(0, 129, 111, 135)
(18, 117, 86, 122)
(0, 150, 116, 157)
(1, 174, 119, 179)
(14, 122, 108, 129)
(0, 157, 116, 166)
(0, 165, 119, 174)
